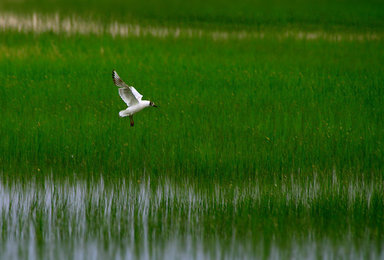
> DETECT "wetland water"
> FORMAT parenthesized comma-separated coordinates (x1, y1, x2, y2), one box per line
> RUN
(1, 12, 382, 41)
(0, 174, 383, 259)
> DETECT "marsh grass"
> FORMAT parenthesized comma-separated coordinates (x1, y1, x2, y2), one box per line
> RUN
(0, 33, 383, 179)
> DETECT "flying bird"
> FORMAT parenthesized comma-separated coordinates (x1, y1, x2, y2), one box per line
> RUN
(112, 70, 157, 126)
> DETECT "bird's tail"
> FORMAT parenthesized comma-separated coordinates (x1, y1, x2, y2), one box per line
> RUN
(119, 110, 130, 117)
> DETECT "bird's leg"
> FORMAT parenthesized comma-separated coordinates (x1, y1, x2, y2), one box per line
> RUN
(129, 116, 134, 127)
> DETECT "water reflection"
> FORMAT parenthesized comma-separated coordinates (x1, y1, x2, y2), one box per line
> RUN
(0, 175, 382, 259)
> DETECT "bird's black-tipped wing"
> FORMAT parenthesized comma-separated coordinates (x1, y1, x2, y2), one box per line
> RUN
(112, 70, 129, 88)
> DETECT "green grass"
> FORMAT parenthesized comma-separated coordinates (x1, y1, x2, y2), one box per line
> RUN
(0, 0, 384, 258)
(0, 33, 383, 179)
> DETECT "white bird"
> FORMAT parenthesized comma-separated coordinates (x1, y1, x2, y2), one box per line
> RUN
(112, 70, 157, 127)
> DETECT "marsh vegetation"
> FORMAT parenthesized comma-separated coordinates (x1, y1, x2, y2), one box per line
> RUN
(0, 0, 383, 258)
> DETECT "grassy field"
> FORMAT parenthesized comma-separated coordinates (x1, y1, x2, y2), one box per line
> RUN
(0, 0, 384, 259)
(1, 33, 383, 178)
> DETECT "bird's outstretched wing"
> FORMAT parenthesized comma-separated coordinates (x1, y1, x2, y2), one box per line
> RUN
(112, 70, 143, 107)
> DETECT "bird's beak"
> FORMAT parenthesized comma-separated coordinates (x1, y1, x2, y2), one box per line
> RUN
(153, 104, 158, 108)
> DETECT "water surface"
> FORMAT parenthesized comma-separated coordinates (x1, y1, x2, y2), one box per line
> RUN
(1, 174, 383, 259)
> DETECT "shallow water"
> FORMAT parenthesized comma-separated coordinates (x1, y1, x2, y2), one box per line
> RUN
(0, 12, 382, 41)
(0, 174, 383, 259)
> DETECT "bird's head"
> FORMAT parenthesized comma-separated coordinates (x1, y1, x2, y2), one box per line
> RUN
(149, 101, 158, 108)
